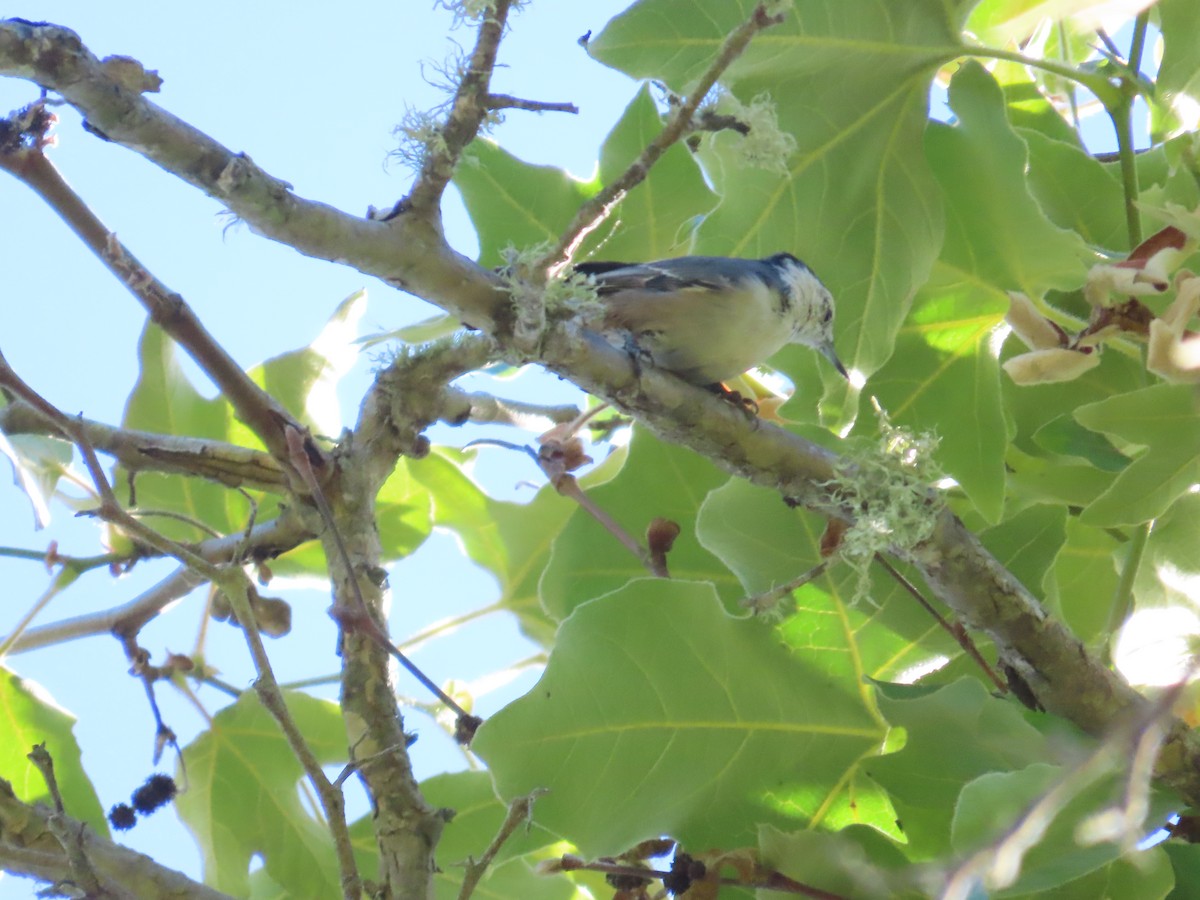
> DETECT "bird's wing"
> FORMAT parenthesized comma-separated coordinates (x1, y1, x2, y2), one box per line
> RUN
(573, 259, 730, 296)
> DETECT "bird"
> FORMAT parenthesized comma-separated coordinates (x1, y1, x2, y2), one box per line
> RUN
(572, 253, 848, 388)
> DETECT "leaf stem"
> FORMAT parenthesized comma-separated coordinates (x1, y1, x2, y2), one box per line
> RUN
(1111, 11, 1151, 248)
(1104, 520, 1151, 662)
(964, 45, 1118, 107)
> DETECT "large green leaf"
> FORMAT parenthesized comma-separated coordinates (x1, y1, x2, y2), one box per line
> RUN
(1020, 129, 1127, 253)
(475, 580, 883, 856)
(1075, 384, 1200, 526)
(175, 691, 346, 898)
(927, 62, 1090, 296)
(696, 477, 958, 687)
(1158, 0, 1200, 99)
(0, 668, 106, 835)
(867, 269, 1008, 522)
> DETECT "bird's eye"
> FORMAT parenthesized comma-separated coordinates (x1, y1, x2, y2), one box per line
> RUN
(823, 307, 833, 323)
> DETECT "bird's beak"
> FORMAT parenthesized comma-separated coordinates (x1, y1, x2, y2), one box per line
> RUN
(821, 342, 849, 380)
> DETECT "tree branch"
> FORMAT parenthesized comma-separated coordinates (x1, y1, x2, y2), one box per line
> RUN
(3, 512, 311, 654)
(0, 401, 287, 491)
(485, 93, 578, 114)
(0, 144, 302, 464)
(406, 1, 515, 214)
(0, 778, 231, 900)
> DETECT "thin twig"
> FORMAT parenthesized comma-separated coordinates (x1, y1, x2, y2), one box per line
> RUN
(485, 93, 578, 114)
(457, 790, 546, 900)
(218, 572, 363, 900)
(873, 553, 1007, 694)
(740, 562, 828, 615)
(539, 2, 787, 272)
(27, 744, 105, 897)
(4, 513, 310, 654)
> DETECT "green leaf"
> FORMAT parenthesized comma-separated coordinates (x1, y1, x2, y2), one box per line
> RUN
(120, 324, 249, 541)
(175, 691, 346, 898)
(1164, 842, 1200, 898)
(697, 478, 961, 686)
(1132, 492, 1200, 608)
(865, 678, 1056, 858)
(1158, 0, 1200, 98)
(695, 477, 821, 597)
(1032, 414, 1130, 472)
(269, 457, 433, 577)
(0, 668, 106, 835)
(1019, 848, 1173, 900)
(759, 824, 920, 899)
(475, 580, 884, 856)
(454, 140, 599, 267)
(409, 771, 581, 900)
(1020, 129, 1127, 253)
(0, 429, 72, 528)
(118, 293, 367, 543)
(1046, 517, 1121, 648)
(249, 290, 367, 437)
(868, 270, 1009, 522)
(1075, 384, 1200, 526)
(927, 62, 1090, 295)
(540, 427, 739, 620)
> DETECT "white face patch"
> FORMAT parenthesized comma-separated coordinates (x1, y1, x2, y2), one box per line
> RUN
(776, 259, 836, 350)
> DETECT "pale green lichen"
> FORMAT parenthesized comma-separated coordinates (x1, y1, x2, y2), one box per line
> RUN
(497, 245, 603, 353)
(711, 91, 796, 175)
(391, 108, 449, 171)
(828, 405, 943, 605)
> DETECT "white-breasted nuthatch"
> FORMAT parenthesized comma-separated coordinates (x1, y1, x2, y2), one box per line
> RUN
(573, 253, 847, 386)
